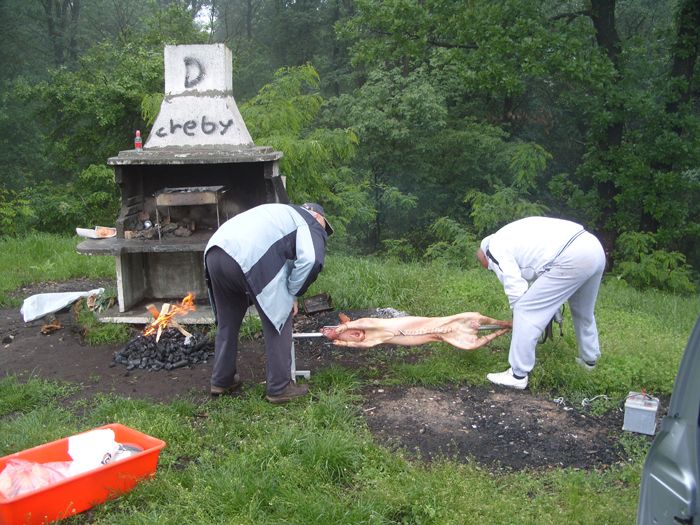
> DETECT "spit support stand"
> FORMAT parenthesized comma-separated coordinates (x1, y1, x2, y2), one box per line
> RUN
(290, 339, 311, 381)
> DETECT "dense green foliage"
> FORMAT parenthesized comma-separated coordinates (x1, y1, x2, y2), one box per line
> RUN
(0, 0, 699, 294)
(239, 64, 359, 231)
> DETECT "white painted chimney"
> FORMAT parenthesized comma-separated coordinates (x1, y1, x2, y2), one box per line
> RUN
(145, 44, 253, 148)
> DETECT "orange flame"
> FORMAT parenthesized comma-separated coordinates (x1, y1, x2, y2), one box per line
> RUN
(144, 293, 196, 337)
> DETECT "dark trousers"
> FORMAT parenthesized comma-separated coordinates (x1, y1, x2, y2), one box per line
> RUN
(205, 246, 293, 395)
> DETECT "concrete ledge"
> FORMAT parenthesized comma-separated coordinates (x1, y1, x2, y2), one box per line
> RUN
(97, 302, 215, 325)
(108, 145, 282, 165)
(76, 233, 211, 255)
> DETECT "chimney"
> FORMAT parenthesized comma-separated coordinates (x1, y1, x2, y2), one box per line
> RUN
(146, 44, 253, 148)
(77, 44, 288, 323)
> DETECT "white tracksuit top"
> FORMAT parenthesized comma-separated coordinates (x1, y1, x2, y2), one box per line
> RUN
(481, 217, 585, 307)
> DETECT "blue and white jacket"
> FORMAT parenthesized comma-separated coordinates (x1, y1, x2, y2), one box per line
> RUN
(204, 203, 328, 333)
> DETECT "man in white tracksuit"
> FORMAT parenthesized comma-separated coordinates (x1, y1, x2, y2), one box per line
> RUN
(476, 216, 606, 389)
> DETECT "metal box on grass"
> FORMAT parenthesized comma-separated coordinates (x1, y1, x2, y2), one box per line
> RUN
(0, 423, 165, 525)
(622, 391, 659, 436)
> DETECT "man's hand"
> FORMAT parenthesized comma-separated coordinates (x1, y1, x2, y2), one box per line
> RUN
(292, 298, 298, 317)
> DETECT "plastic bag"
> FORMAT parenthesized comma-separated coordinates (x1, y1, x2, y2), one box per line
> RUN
(20, 288, 105, 322)
(0, 459, 72, 499)
(0, 430, 144, 500)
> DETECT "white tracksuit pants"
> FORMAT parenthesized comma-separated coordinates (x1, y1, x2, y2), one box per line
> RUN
(509, 232, 606, 377)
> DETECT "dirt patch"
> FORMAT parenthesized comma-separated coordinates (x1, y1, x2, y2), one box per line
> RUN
(0, 280, 646, 470)
(362, 385, 626, 470)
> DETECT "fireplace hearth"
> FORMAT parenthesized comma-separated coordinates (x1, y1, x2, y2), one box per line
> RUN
(76, 44, 287, 323)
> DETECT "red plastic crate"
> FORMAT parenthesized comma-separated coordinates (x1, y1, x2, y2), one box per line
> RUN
(0, 423, 166, 525)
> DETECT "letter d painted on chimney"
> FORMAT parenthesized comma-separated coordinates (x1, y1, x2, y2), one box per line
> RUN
(184, 57, 205, 88)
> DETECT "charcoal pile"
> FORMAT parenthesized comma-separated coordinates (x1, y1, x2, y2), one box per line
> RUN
(113, 328, 213, 371)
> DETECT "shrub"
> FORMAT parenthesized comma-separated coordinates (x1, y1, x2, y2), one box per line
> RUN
(614, 231, 696, 295)
(24, 165, 119, 235)
(0, 188, 33, 236)
(423, 216, 479, 269)
(465, 187, 548, 237)
(381, 238, 418, 262)
(74, 164, 120, 227)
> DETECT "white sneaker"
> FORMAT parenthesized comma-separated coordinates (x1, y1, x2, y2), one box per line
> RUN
(486, 368, 528, 390)
(575, 357, 596, 371)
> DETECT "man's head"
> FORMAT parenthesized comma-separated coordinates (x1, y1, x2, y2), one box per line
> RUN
(476, 235, 493, 269)
(476, 248, 489, 269)
(302, 203, 334, 236)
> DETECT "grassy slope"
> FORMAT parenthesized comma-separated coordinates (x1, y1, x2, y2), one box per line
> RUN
(0, 234, 115, 307)
(318, 255, 699, 401)
(1, 237, 699, 524)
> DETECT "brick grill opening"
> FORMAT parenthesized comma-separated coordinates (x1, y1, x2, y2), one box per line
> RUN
(76, 44, 287, 322)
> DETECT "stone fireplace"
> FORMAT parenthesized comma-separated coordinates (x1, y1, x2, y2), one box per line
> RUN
(77, 44, 287, 323)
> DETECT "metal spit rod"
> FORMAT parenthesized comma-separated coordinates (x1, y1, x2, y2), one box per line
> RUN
(292, 324, 505, 339)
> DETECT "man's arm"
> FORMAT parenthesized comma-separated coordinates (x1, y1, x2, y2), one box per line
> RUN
(488, 243, 528, 307)
(288, 225, 324, 296)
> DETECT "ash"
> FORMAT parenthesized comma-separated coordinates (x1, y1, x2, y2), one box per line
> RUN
(113, 328, 213, 371)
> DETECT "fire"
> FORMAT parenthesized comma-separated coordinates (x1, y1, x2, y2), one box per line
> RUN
(144, 293, 196, 339)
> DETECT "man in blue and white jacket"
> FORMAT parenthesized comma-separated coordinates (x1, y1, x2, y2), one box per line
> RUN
(204, 202, 333, 403)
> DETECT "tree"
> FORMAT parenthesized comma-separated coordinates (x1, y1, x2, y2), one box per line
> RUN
(337, 0, 601, 246)
(240, 65, 359, 239)
(336, 0, 700, 274)
(211, 0, 355, 99)
(0, 1, 54, 79)
(666, 0, 700, 118)
(39, 0, 82, 67)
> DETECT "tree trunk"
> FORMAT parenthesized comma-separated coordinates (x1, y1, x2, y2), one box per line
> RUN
(587, 0, 624, 237)
(666, 0, 700, 118)
(245, 0, 253, 39)
(67, 0, 79, 64)
(589, 0, 623, 150)
(41, 0, 80, 66)
(40, 0, 80, 67)
(641, 0, 700, 235)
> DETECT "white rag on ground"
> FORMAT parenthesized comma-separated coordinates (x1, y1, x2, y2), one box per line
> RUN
(20, 288, 105, 322)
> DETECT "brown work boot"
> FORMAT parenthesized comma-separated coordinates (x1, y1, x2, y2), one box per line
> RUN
(265, 382, 309, 404)
(210, 374, 242, 397)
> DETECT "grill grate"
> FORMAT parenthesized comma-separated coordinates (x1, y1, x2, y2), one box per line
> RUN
(154, 186, 225, 238)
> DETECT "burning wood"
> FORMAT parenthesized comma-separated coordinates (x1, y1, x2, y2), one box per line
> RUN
(111, 293, 210, 372)
(144, 294, 196, 341)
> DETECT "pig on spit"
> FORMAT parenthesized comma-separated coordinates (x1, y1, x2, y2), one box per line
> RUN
(320, 312, 512, 350)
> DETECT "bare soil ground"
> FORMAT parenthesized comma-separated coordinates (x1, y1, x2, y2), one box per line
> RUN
(0, 279, 650, 471)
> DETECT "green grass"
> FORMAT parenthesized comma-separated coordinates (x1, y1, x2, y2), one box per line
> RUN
(0, 379, 643, 524)
(310, 255, 699, 404)
(1, 234, 699, 524)
(75, 300, 133, 344)
(240, 312, 263, 340)
(0, 375, 79, 418)
(0, 233, 114, 307)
